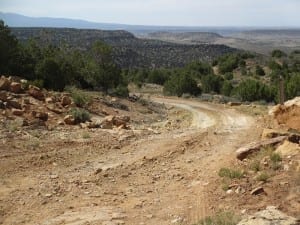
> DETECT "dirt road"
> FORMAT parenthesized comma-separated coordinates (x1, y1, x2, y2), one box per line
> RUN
(0, 97, 261, 225)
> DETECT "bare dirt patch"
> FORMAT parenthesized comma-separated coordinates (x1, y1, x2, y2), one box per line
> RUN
(1, 94, 265, 225)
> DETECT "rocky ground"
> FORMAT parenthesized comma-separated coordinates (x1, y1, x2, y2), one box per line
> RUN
(0, 75, 299, 225)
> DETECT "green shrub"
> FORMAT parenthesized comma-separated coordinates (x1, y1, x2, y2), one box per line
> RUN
(250, 160, 261, 172)
(137, 98, 149, 106)
(224, 72, 233, 80)
(201, 74, 224, 93)
(147, 69, 170, 85)
(256, 172, 270, 182)
(268, 60, 282, 71)
(255, 65, 265, 76)
(4, 118, 23, 132)
(286, 73, 300, 100)
(218, 54, 239, 74)
(82, 132, 91, 139)
(70, 108, 91, 124)
(112, 84, 129, 97)
(187, 61, 213, 77)
(222, 183, 230, 191)
(221, 81, 233, 96)
(218, 168, 244, 179)
(270, 153, 282, 163)
(194, 211, 241, 225)
(236, 79, 276, 102)
(270, 153, 282, 170)
(272, 49, 286, 58)
(65, 86, 91, 107)
(163, 73, 201, 97)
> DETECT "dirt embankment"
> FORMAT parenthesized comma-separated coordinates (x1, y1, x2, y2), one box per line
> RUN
(270, 97, 300, 132)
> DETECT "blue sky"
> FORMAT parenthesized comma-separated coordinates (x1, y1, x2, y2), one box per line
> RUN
(1, 0, 300, 26)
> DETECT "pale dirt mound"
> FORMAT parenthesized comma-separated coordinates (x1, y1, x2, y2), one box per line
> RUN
(270, 97, 300, 131)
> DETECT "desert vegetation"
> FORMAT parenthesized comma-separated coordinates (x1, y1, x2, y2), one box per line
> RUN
(2, 20, 300, 104)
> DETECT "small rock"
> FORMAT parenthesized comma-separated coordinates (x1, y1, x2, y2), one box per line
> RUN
(145, 214, 153, 219)
(235, 186, 243, 194)
(8, 99, 22, 109)
(28, 85, 45, 101)
(186, 159, 193, 163)
(10, 82, 22, 93)
(87, 121, 101, 129)
(241, 209, 247, 214)
(171, 217, 183, 224)
(32, 111, 48, 121)
(0, 100, 5, 109)
(0, 76, 11, 91)
(101, 116, 114, 129)
(226, 189, 234, 195)
(44, 194, 52, 198)
(61, 96, 72, 106)
(46, 104, 64, 114)
(57, 120, 64, 126)
(250, 186, 265, 195)
(22, 98, 30, 105)
(112, 212, 127, 220)
(80, 122, 88, 129)
(12, 109, 24, 116)
(64, 115, 75, 125)
(228, 102, 242, 106)
(45, 97, 54, 104)
(50, 175, 58, 179)
(0, 91, 8, 101)
(116, 115, 130, 123)
(94, 168, 102, 174)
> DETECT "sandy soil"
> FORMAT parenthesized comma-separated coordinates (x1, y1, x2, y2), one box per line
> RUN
(0, 97, 262, 225)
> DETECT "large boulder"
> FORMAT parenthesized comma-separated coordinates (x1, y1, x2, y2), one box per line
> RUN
(236, 136, 287, 160)
(28, 85, 45, 101)
(237, 206, 299, 225)
(0, 76, 11, 91)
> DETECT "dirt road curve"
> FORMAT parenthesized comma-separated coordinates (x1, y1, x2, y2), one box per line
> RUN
(0, 97, 261, 225)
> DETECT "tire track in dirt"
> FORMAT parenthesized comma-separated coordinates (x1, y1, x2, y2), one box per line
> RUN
(21, 97, 260, 225)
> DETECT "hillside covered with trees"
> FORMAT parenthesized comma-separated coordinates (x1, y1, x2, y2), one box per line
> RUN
(11, 27, 237, 68)
(1, 20, 300, 103)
